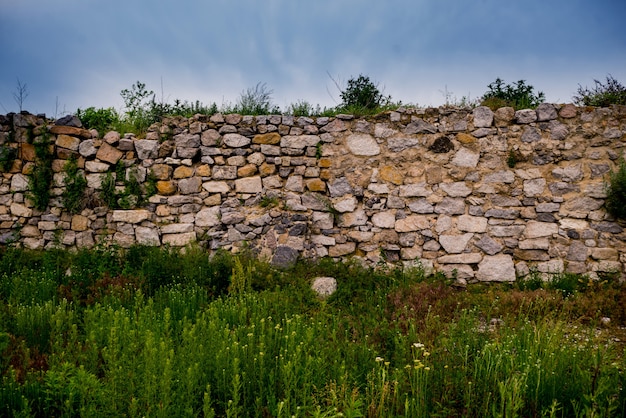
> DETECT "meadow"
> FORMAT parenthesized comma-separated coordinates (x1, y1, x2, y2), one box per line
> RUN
(0, 245, 625, 417)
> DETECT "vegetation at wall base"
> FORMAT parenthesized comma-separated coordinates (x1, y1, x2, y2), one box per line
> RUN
(1, 246, 625, 417)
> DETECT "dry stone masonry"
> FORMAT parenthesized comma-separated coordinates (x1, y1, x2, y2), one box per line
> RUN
(1, 104, 625, 283)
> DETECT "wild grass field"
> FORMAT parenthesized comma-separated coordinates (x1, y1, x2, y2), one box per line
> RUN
(0, 245, 625, 417)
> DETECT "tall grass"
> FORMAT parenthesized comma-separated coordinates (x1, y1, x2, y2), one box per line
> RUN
(0, 246, 625, 417)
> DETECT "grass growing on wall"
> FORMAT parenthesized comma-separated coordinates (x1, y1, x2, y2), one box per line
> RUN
(0, 246, 625, 417)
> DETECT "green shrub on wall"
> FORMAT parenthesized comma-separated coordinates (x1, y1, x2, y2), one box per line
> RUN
(573, 75, 626, 107)
(339, 74, 392, 113)
(481, 78, 545, 110)
(62, 155, 87, 214)
(605, 158, 626, 221)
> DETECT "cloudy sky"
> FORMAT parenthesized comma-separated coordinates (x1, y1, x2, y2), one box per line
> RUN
(1, 0, 625, 117)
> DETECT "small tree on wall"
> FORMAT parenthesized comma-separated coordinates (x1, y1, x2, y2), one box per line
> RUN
(339, 75, 392, 111)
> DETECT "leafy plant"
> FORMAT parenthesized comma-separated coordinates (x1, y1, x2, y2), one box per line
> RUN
(76, 107, 119, 136)
(99, 164, 154, 209)
(62, 154, 88, 214)
(99, 172, 117, 208)
(339, 74, 392, 112)
(0, 145, 17, 172)
(120, 81, 156, 133)
(604, 158, 626, 220)
(573, 75, 626, 107)
(480, 77, 545, 110)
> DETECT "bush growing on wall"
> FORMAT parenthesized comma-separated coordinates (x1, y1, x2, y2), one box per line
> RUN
(573, 75, 626, 107)
(76, 107, 119, 136)
(605, 158, 626, 221)
(480, 78, 545, 110)
(339, 74, 392, 112)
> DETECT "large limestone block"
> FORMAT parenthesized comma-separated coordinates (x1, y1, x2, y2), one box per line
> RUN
(328, 242, 356, 257)
(195, 206, 221, 227)
(457, 215, 487, 233)
(473, 106, 494, 127)
(10, 173, 29, 192)
(235, 176, 263, 194)
(135, 226, 160, 246)
(135, 140, 159, 160)
(451, 148, 480, 168)
(202, 181, 231, 193)
(476, 254, 516, 282)
(10, 203, 32, 217)
(112, 209, 151, 224)
(346, 133, 380, 156)
(280, 135, 319, 149)
(96, 143, 123, 164)
(395, 215, 430, 232)
(223, 133, 251, 148)
(524, 221, 559, 238)
(439, 233, 474, 253)
(440, 182, 472, 197)
(162, 232, 196, 246)
(333, 196, 358, 213)
(56, 134, 80, 151)
(371, 211, 396, 228)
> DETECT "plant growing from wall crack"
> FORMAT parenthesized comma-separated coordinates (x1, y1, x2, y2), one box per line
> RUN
(28, 127, 54, 211)
(604, 158, 626, 220)
(62, 154, 87, 214)
(100, 164, 156, 209)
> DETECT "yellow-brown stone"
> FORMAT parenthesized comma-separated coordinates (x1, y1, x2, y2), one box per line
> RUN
(456, 133, 477, 144)
(379, 165, 403, 185)
(51, 159, 66, 173)
(173, 166, 194, 179)
(318, 158, 332, 168)
(56, 134, 80, 151)
(253, 132, 281, 144)
(95, 143, 123, 164)
(48, 125, 92, 138)
(195, 164, 211, 177)
(71, 215, 89, 231)
(306, 178, 326, 192)
(259, 162, 276, 176)
(320, 169, 331, 180)
(20, 143, 36, 161)
(157, 180, 177, 195)
(238, 164, 258, 177)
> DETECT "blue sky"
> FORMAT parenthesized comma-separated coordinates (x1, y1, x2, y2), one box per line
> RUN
(1, 0, 625, 117)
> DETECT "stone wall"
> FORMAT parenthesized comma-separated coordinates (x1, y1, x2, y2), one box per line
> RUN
(1, 104, 625, 282)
